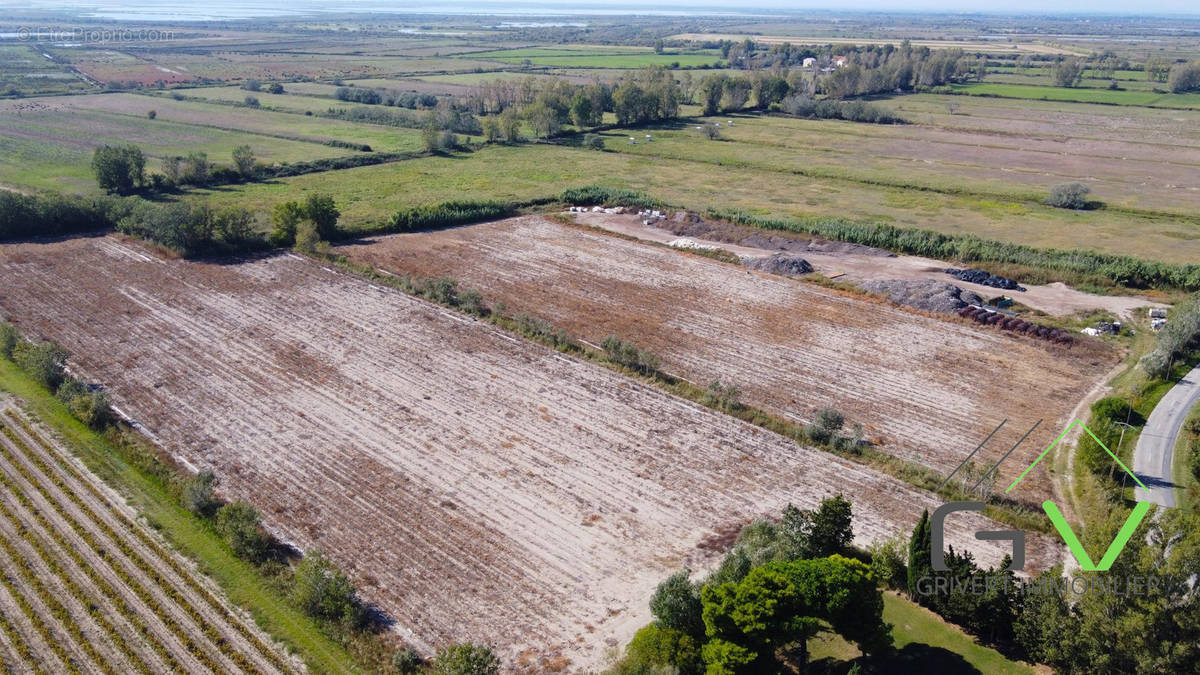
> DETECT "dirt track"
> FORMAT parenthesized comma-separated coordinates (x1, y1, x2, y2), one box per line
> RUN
(579, 212, 1164, 319)
(0, 236, 1058, 670)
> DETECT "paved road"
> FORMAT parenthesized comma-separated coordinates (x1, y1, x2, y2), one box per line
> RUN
(1133, 365, 1200, 508)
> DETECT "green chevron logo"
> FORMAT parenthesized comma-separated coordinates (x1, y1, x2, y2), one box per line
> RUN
(1008, 419, 1152, 571)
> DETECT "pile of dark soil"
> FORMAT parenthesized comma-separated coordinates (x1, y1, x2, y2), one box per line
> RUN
(945, 268, 1026, 292)
(744, 254, 814, 276)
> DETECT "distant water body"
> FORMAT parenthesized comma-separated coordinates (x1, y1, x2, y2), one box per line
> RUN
(17, 0, 774, 21)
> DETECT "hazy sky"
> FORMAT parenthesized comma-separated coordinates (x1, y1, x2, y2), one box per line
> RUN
(7, 0, 1200, 18)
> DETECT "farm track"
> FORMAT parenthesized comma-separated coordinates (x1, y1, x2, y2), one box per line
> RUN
(0, 236, 1060, 670)
(338, 216, 1115, 503)
(0, 404, 296, 674)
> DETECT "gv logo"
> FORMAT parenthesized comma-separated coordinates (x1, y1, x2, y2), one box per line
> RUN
(931, 500, 1153, 572)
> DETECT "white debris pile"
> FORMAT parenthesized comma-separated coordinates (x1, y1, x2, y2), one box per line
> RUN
(637, 209, 665, 225)
(668, 238, 722, 252)
(568, 206, 627, 214)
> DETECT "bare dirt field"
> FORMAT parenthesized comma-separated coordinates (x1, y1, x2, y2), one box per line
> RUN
(338, 216, 1118, 504)
(0, 400, 296, 674)
(0, 236, 1055, 670)
(579, 212, 1164, 319)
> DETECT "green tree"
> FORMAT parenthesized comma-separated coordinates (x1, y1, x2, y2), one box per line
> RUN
(304, 193, 340, 240)
(482, 115, 500, 143)
(1168, 60, 1200, 93)
(650, 570, 704, 639)
(570, 92, 600, 128)
(422, 123, 442, 153)
(1051, 58, 1086, 87)
(701, 556, 891, 672)
(806, 494, 853, 558)
(232, 144, 256, 176)
(431, 643, 500, 675)
(215, 501, 271, 563)
(1145, 56, 1171, 83)
(292, 550, 362, 624)
(91, 144, 146, 194)
(181, 151, 210, 185)
(269, 201, 304, 247)
(498, 107, 522, 143)
(907, 509, 932, 601)
(0, 322, 18, 360)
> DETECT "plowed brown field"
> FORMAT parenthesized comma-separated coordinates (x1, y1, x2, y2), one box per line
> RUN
(337, 216, 1117, 504)
(0, 235, 1058, 670)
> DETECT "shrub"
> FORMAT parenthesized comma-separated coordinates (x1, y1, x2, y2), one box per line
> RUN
(373, 200, 515, 237)
(869, 535, 908, 590)
(583, 133, 605, 150)
(814, 407, 845, 433)
(215, 501, 271, 563)
(147, 109, 156, 119)
(625, 623, 702, 674)
(0, 322, 18, 359)
(244, 96, 260, 107)
(1189, 439, 1200, 482)
(1168, 60, 1200, 93)
(242, 78, 261, 92)
(12, 340, 68, 391)
(392, 647, 423, 674)
(513, 314, 572, 350)
(702, 380, 742, 413)
(601, 335, 660, 376)
(1045, 182, 1091, 210)
(0, 191, 115, 240)
(56, 378, 112, 429)
(560, 185, 660, 209)
(292, 550, 362, 625)
(432, 644, 500, 675)
(181, 470, 220, 517)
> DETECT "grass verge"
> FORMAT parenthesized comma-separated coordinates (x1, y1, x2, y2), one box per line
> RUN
(0, 358, 356, 674)
(808, 592, 1034, 674)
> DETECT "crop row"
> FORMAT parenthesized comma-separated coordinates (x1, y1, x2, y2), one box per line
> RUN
(0, 430, 179, 671)
(0, 505, 87, 673)
(0, 492, 130, 674)
(2, 411, 292, 673)
(0, 546, 57, 674)
(0, 604, 43, 673)
(4, 450, 157, 675)
(3, 410, 292, 672)
(0, 421, 237, 672)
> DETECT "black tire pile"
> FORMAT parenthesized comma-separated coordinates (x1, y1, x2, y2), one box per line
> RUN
(945, 268, 1026, 292)
(956, 306, 1073, 345)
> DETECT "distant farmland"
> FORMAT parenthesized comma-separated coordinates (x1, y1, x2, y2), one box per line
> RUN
(0, 236, 1052, 669)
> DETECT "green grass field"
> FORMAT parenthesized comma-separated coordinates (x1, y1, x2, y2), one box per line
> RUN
(808, 592, 1033, 674)
(0, 359, 356, 674)
(950, 82, 1200, 108)
(461, 46, 724, 68)
(0, 106, 355, 193)
(184, 139, 1200, 264)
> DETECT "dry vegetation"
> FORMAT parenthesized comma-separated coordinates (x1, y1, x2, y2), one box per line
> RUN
(0, 236, 1055, 669)
(337, 216, 1119, 503)
(0, 400, 297, 674)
